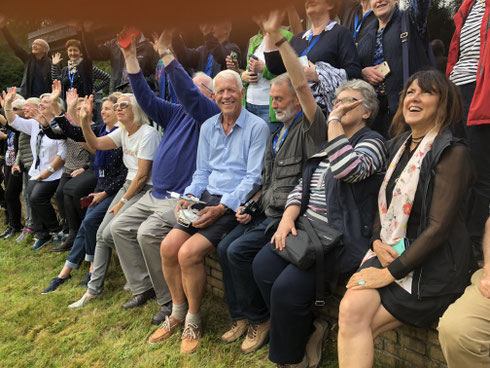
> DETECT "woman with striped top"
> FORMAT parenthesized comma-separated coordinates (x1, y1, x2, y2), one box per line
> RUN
(252, 79, 386, 368)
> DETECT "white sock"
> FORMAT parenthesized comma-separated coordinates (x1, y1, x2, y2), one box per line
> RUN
(171, 302, 188, 321)
(185, 312, 201, 327)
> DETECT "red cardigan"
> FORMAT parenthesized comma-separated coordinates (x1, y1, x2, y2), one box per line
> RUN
(447, 0, 490, 126)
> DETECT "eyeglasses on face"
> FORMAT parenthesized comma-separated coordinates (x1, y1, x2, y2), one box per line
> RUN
(113, 101, 130, 111)
(199, 83, 213, 94)
(333, 97, 359, 106)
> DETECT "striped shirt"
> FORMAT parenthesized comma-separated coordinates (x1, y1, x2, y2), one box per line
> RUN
(286, 134, 387, 222)
(450, 0, 485, 86)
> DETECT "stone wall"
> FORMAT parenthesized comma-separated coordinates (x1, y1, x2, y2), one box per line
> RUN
(205, 254, 448, 367)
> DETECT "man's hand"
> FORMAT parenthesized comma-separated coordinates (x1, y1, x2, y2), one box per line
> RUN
(373, 240, 399, 267)
(241, 71, 259, 84)
(52, 52, 63, 65)
(236, 206, 252, 225)
(192, 204, 226, 229)
(71, 168, 85, 177)
(362, 66, 385, 85)
(88, 191, 108, 207)
(153, 29, 175, 54)
(480, 269, 490, 298)
(304, 61, 319, 83)
(249, 57, 265, 74)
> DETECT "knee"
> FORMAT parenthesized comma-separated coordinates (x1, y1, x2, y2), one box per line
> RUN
(160, 238, 179, 265)
(438, 305, 475, 351)
(110, 217, 124, 238)
(101, 225, 114, 247)
(178, 244, 202, 269)
(338, 293, 368, 329)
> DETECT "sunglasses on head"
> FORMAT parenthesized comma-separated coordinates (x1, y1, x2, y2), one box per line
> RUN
(113, 101, 130, 111)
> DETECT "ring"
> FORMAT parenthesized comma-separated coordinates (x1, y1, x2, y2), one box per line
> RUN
(358, 281, 365, 286)
(275, 235, 279, 237)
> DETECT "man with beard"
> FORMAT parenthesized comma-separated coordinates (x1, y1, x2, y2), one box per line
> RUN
(215, 48, 329, 353)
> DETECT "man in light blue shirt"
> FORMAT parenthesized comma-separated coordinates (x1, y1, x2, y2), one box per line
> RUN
(150, 70, 269, 354)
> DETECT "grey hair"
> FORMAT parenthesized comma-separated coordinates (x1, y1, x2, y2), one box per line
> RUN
(25, 97, 40, 107)
(120, 93, 150, 126)
(213, 70, 244, 92)
(335, 79, 379, 125)
(13, 99, 25, 108)
(270, 73, 296, 97)
(39, 93, 65, 112)
(193, 72, 214, 92)
(34, 39, 50, 53)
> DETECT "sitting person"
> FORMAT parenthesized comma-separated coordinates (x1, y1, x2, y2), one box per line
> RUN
(438, 215, 490, 368)
(68, 93, 161, 309)
(150, 70, 269, 354)
(337, 70, 475, 368)
(40, 92, 127, 293)
(3, 88, 66, 250)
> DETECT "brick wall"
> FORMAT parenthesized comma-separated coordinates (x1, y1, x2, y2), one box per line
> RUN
(205, 254, 448, 367)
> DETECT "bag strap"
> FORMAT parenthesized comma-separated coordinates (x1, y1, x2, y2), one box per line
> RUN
(401, 13, 409, 84)
(301, 217, 326, 307)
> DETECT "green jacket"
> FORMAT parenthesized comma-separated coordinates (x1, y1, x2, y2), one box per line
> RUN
(242, 29, 293, 123)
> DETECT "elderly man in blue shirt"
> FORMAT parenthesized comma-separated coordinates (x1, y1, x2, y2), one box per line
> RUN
(148, 69, 269, 354)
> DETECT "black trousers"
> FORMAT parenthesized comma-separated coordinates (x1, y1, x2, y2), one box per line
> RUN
(56, 174, 72, 233)
(26, 179, 61, 239)
(4, 166, 23, 230)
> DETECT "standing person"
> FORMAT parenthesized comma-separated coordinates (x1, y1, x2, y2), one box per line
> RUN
(172, 23, 241, 78)
(51, 39, 110, 99)
(447, 0, 490, 251)
(337, 71, 475, 368)
(68, 93, 161, 309)
(341, 0, 377, 44)
(150, 70, 269, 354)
(264, 0, 362, 115)
(0, 16, 52, 98)
(3, 88, 66, 250)
(357, 0, 433, 138)
(109, 33, 220, 324)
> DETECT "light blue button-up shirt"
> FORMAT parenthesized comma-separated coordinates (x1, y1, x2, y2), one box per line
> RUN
(185, 107, 270, 211)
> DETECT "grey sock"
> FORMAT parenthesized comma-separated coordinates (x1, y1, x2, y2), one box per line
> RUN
(171, 302, 188, 321)
(185, 312, 201, 327)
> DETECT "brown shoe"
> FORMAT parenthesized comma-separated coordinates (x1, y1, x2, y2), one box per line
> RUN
(180, 322, 201, 354)
(148, 315, 184, 344)
(305, 319, 328, 368)
(221, 319, 248, 343)
(240, 319, 270, 354)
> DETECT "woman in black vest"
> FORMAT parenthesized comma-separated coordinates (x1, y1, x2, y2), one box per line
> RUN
(337, 70, 475, 368)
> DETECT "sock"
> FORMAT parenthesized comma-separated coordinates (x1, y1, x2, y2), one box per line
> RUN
(171, 302, 188, 321)
(185, 312, 201, 327)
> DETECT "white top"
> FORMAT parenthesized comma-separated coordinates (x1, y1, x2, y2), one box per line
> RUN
(11, 116, 66, 181)
(108, 124, 161, 184)
(450, 0, 485, 86)
(246, 39, 272, 106)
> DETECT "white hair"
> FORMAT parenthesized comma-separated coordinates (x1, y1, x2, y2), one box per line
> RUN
(193, 72, 214, 92)
(213, 70, 244, 92)
(120, 93, 150, 126)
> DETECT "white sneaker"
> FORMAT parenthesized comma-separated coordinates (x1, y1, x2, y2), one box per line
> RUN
(68, 294, 98, 309)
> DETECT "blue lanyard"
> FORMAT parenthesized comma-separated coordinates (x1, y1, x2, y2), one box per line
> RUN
(204, 54, 214, 76)
(67, 69, 76, 88)
(353, 10, 372, 41)
(160, 67, 178, 103)
(272, 111, 303, 157)
(301, 34, 321, 57)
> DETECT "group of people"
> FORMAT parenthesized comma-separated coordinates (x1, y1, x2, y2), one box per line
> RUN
(0, 0, 489, 367)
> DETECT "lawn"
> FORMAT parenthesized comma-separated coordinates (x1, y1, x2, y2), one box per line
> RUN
(0, 225, 338, 368)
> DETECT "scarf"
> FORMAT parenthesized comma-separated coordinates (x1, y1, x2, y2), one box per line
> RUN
(93, 125, 118, 172)
(68, 58, 83, 75)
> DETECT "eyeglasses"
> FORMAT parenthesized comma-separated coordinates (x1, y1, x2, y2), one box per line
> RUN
(12, 107, 21, 112)
(199, 83, 213, 94)
(113, 101, 130, 111)
(333, 97, 359, 106)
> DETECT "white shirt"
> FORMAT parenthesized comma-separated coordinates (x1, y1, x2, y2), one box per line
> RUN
(108, 124, 161, 185)
(246, 39, 271, 106)
(11, 116, 66, 181)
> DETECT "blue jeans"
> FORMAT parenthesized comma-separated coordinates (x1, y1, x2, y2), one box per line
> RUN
(217, 215, 276, 323)
(65, 194, 115, 269)
(246, 102, 281, 134)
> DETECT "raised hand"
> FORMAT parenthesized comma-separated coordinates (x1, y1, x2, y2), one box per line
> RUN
(118, 34, 137, 60)
(52, 52, 63, 65)
(50, 80, 62, 102)
(79, 95, 94, 124)
(3, 87, 17, 106)
(154, 29, 175, 54)
(31, 106, 49, 126)
(66, 88, 79, 111)
(256, 10, 284, 38)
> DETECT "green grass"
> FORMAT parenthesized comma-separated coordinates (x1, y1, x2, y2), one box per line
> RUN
(0, 226, 338, 367)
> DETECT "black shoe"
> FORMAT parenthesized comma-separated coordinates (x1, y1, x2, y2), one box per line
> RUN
(3, 227, 20, 239)
(151, 301, 173, 325)
(50, 236, 75, 252)
(121, 288, 156, 309)
(0, 226, 13, 238)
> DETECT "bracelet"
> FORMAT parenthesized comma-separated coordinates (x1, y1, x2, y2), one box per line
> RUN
(327, 116, 342, 124)
(120, 198, 129, 204)
(275, 37, 288, 48)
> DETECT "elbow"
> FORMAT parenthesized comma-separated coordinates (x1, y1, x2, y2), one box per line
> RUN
(295, 81, 311, 96)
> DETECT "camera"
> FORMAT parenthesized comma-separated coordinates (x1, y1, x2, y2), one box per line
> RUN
(241, 199, 259, 216)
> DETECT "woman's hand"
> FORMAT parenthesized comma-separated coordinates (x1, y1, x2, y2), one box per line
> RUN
(241, 70, 258, 84)
(271, 216, 297, 251)
(304, 61, 319, 83)
(2, 87, 16, 107)
(31, 106, 49, 127)
(66, 88, 79, 112)
(235, 206, 252, 225)
(70, 168, 85, 177)
(346, 267, 395, 290)
(79, 95, 94, 125)
(34, 169, 51, 181)
(88, 191, 107, 207)
(226, 55, 240, 73)
(330, 99, 363, 122)
(362, 66, 385, 85)
(248, 57, 265, 74)
(373, 240, 399, 267)
(52, 52, 63, 65)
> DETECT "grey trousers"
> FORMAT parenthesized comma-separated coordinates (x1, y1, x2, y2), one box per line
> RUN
(110, 190, 176, 305)
(87, 181, 150, 296)
(22, 172, 33, 228)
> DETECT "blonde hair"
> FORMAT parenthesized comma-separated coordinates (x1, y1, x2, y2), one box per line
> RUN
(120, 93, 150, 126)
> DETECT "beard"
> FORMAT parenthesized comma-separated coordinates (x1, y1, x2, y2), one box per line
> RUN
(274, 104, 298, 123)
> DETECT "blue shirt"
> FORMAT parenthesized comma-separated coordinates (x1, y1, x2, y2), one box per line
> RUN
(185, 108, 270, 211)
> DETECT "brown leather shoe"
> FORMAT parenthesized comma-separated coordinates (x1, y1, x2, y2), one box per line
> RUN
(305, 319, 328, 368)
(240, 319, 270, 354)
(180, 322, 201, 354)
(148, 315, 184, 344)
(221, 319, 248, 343)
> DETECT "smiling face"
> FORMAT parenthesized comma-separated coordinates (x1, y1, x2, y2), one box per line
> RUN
(31, 39, 48, 56)
(67, 46, 82, 62)
(402, 79, 440, 130)
(23, 102, 36, 119)
(39, 96, 53, 116)
(371, 0, 397, 22)
(114, 96, 134, 125)
(101, 100, 117, 126)
(270, 81, 300, 123)
(214, 75, 244, 118)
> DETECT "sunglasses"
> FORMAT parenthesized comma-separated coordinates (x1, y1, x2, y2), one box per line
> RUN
(113, 101, 130, 111)
(333, 97, 359, 106)
(12, 107, 21, 112)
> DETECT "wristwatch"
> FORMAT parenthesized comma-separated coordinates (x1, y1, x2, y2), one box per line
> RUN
(159, 49, 173, 58)
(48, 166, 56, 173)
(120, 198, 129, 204)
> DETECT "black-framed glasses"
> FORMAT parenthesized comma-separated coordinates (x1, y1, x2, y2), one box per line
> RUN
(113, 101, 130, 111)
(333, 97, 359, 106)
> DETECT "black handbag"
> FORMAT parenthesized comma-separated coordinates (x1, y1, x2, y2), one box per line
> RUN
(271, 216, 342, 305)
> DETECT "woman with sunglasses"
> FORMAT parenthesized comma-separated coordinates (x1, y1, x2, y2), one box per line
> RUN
(2, 87, 66, 250)
(68, 93, 161, 309)
(40, 91, 128, 293)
